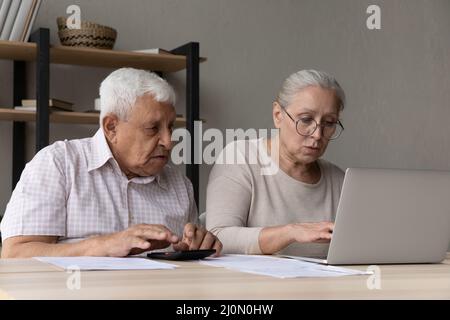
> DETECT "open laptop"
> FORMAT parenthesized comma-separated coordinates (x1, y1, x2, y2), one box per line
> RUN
(287, 168, 450, 265)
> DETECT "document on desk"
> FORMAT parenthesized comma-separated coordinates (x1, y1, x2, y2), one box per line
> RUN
(199, 255, 370, 278)
(34, 256, 177, 271)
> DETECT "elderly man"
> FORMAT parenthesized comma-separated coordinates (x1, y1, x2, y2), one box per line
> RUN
(1, 68, 222, 258)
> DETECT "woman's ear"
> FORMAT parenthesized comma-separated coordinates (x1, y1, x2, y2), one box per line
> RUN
(273, 101, 283, 129)
(102, 114, 119, 144)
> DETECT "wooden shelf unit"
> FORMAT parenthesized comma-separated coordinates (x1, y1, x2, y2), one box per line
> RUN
(0, 40, 206, 71)
(0, 109, 187, 126)
(0, 28, 202, 204)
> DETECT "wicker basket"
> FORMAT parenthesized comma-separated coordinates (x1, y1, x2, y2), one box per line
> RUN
(57, 17, 117, 50)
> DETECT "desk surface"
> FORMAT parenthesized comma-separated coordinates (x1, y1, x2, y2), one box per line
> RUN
(1, 254, 450, 300)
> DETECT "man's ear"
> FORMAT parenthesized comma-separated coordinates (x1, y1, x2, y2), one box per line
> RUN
(102, 114, 119, 144)
(273, 101, 283, 129)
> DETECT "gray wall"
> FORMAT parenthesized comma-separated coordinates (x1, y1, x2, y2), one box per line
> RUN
(1, 1, 449, 244)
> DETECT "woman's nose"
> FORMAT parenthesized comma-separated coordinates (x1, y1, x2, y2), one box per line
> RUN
(311, 125, 324, 140)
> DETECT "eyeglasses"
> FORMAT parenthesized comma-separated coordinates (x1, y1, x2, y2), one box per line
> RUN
(281, 106, 344, 140)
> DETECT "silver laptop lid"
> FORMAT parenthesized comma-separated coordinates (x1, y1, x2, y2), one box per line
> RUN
(327, 168, 450, 265)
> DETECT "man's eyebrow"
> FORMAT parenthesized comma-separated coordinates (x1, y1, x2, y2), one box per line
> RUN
(143, 121, 159, 127)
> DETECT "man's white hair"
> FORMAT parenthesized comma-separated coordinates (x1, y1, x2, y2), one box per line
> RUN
(276, 69, 346, 111)
(99, 68, 176, 126)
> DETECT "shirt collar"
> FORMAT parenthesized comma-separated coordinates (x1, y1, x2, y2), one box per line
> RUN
(87, 129, 169, 190)
(88, 129, 114, 172)
(130, 172, 169, 190)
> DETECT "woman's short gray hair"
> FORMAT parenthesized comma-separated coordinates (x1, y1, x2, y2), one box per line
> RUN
(276, 69, 346, 111)
(99, 68, 176, 126)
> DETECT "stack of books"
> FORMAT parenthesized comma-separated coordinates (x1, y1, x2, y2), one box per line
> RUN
(133, 48, 173, 55)
(0, 0, 42, 42)
(15, 98, 74, 112)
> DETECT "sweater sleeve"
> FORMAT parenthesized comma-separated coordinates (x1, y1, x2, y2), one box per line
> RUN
(205, 143, 263, 254)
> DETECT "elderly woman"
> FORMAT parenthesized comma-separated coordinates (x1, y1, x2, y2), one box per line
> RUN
(206, 70, 345, 257)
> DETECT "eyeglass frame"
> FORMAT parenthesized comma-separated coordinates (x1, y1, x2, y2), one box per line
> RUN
(279, 105, 344, 140)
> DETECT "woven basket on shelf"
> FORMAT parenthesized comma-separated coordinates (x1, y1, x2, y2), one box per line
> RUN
(56, 17, 117, 50)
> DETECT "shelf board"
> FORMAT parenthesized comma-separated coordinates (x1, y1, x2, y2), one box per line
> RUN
(0, 40, 206, 72)
(0, 108, 187, 127)
(0, 41, 35, 61)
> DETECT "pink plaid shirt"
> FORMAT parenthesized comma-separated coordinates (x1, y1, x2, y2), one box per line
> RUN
(1, 129, 197, 243)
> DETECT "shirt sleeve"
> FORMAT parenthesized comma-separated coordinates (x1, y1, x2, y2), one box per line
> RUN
(0, 142, 67, 241)
(205, 147, 263, 255)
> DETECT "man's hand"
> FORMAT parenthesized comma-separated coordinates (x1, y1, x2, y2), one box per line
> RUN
(97, 224, 179, 257)
(173, 223, 222, 257)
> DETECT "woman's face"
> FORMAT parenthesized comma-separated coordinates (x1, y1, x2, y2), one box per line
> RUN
(273, 86, 341, 166)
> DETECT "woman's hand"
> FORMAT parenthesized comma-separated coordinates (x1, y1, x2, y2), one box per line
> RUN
(288, 222, 334, 243)
(259, 222, 334, 254)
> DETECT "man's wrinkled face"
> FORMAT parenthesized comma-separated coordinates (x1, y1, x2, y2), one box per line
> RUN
(106, 94, 176, 178)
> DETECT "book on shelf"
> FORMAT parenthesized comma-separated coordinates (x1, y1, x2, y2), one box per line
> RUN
(9, 0, 33, 41)
(133, 48, 173, 55)
(0, 0, 41, 42)
(22, 0, 41, 42)
(14, 106, 74, 112)
(20, 98, 74, 111)
(0, 0, 20, 40)
(0, 0, 12, 35)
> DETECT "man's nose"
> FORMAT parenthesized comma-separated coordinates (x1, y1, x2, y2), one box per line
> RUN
(159, 128, 173, 150)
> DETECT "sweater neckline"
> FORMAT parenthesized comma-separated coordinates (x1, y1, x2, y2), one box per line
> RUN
(257, 138, 325, 188)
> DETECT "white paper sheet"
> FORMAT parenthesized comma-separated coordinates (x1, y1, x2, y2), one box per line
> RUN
(34, 256, 177, 271)
(199, 254, 371, 278)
